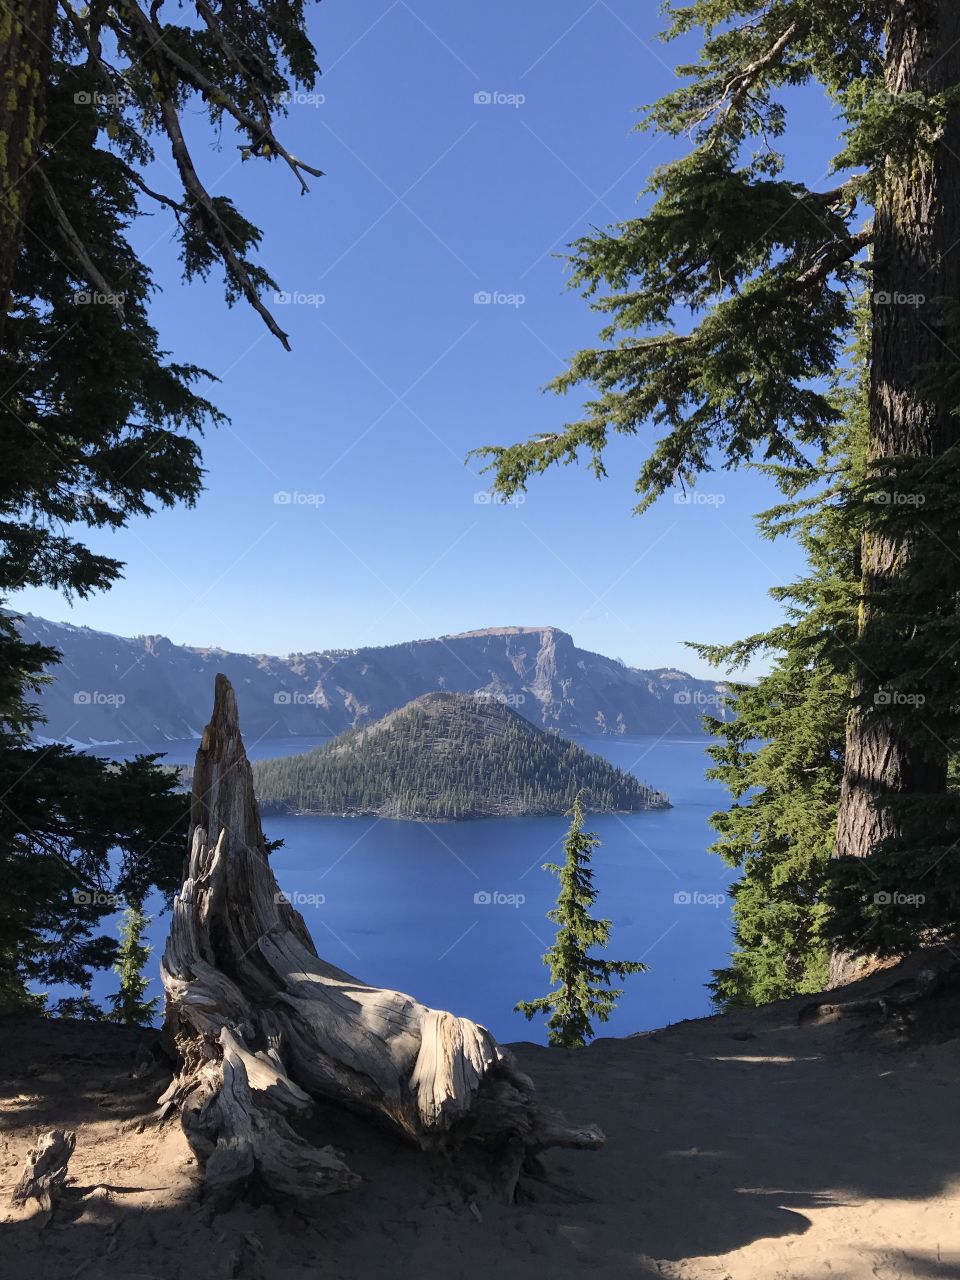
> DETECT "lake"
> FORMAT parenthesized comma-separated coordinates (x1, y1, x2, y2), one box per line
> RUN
(78, 732, 737, 1042)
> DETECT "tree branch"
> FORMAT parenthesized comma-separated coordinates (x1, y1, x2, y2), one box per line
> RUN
(156, 93, 291, 348)
(117, 0, 323, 195)
(695, 20, 808, 142)
(35, 168, 126, 322)
(117, 159, 188, 216)
(58, 0, 126, 102)
(794, 227, 874, 289)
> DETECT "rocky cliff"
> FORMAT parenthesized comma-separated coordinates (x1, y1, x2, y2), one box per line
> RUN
(16, 615, 732, 745)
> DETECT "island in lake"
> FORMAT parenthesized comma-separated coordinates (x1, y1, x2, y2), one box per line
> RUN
(251, 691, 670, 820)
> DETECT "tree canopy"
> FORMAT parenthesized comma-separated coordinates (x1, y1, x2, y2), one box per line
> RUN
(475, 0, 960, 979)
(252, 693, 669, 821)
(0, 0, 322, 1012)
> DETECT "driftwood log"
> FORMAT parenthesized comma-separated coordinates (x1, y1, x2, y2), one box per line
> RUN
(11, 1129, 75, 1212)
(160, 675, 603, 1207)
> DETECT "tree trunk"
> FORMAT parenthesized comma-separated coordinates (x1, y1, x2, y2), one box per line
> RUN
(836, 0, 960, 861)
(160, 675, 603, 1209)
(0, 1, 58, 345)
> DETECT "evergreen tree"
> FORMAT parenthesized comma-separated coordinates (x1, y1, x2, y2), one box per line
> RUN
(694, 319, 867, 1007)
(475, 2, 960, 962)
(517, 795, 647, 1047)
(108, 904, 159, 1027)
(253, 693, 667, 820)
(696, 465, 856, 1004)
(0, 1, 323, 1010)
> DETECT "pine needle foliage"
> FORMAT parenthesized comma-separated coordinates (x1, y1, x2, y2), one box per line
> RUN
(108, 904, 159, 1027)
(517, 795, 648, 1047)
(473, 1, 960, 971)
(0, 0, 322, 1011)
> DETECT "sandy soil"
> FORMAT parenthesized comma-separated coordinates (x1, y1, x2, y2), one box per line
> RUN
(2, 956, 959, 1280)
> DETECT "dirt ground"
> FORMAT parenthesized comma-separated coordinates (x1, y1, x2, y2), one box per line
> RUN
(2, 954, 959, 1280)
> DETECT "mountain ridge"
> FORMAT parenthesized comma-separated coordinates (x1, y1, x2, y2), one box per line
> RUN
(15, 614, 733, 745)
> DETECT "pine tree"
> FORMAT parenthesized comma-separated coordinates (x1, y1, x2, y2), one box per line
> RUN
(252, 695, 666, 819)
(692, 315, 867, 1007)
(0, 1, 323, 1010)
(517, 795, 647, 1047)
(474, 2, 960, 963)
(107, 904, 159, 1027)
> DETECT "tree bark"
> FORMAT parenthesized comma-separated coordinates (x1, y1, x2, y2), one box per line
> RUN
(160, 675, 603, 1209)
(836, 0, 960, 861)
(11, 1129, 75, 1212)
(0, 1, 58, 346)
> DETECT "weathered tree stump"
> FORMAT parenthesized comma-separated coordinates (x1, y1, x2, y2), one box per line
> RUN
(11, 1129, 75, 1212)
(160, 675, 603, 1208)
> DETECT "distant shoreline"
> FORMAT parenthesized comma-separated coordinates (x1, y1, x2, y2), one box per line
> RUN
(261, 799, 672, 822)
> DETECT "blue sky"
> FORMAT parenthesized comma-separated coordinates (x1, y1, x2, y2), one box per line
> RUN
(14, 1, 842, 676)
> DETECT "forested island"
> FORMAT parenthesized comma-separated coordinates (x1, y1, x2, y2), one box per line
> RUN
(251, 692, 669, 820)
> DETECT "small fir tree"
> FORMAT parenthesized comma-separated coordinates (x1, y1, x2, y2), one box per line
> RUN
(107, 905, 159, 1027)
(517, 795, 647, 1047)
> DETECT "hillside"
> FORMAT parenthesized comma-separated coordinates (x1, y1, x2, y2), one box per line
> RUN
(251, 691, 669, 819)
(14, 614, 731, 746)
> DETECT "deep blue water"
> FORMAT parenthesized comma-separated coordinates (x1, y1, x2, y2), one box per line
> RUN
(75, 733, 736, 1042)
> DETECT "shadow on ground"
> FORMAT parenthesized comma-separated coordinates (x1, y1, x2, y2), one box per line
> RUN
(1, 953, 959, 1279)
